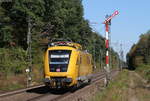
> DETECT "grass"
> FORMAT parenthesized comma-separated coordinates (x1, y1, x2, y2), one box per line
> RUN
(0, 83, 24, 91)
(0, 74, 25, 91)
(91, 69, 150, 101)
(0, 67, 44, 91)
(91, 70, 129, 101)
(136, 64, 150, 83)
(0, 48, 44, 91)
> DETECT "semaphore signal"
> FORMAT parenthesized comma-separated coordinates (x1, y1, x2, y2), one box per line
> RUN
(103, 10, 119, 86)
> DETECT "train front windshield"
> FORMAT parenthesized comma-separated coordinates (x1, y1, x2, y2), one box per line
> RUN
(49, 50, 71, 72)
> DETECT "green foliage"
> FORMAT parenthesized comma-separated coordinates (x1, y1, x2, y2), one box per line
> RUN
(0, 0, 45, 49)
(136, 64, 150, 83)
(127, 31, 150, 69)
(127, 30, 150, 82)
(0, 48, 28, 75)
(0, 0, 119, 79)
(0, 26, 13, 43)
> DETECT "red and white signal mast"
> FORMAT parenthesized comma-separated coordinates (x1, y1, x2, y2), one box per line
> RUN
(103, 10, 119, 86)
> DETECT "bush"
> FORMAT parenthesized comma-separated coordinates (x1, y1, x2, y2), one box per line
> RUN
(0, 48, 28, 76)
(136, 64, 150, 83)
(144, 69, 150, 83)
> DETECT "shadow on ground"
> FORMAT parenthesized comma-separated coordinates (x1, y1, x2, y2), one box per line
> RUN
(26, 86, 70, 94)
(26, 83, 89, 95)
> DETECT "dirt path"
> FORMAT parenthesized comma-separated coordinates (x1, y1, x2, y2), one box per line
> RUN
(128, 71, 150, 101)
(128, 72, 139, 101)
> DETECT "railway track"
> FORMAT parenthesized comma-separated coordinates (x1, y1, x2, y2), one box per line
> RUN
(0, 85, 45, 98)
(0, 70, 118, 101)
(25, 72, 106, 101)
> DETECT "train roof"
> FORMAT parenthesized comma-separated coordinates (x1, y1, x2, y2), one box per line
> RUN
(48, 41, 82, 50)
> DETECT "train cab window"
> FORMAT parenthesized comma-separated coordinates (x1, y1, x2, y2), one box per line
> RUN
(49, 50, 71, 72)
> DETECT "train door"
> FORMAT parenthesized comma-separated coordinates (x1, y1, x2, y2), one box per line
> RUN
(76, 54, 81, 77)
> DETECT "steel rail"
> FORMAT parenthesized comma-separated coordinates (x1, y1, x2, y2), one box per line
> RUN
(0, 85, 44, 98)
(0, 70, 118, 101)
(48, 72, 108, 101)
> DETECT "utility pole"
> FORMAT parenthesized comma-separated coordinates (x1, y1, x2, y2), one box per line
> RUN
(103, 11, 119, 86)
(99, 50, 101, 68)
(99, 49, 102, 69)
(120, 43, 124, 70)
(93, 42, 96, 69)
(112, 41, 120, 70)
(26, 16, 32, 87)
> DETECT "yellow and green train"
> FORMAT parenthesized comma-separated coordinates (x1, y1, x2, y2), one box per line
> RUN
(43, 41, 93, 88)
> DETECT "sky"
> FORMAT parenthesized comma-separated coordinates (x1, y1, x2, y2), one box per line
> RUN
(82, 0, 150, 59)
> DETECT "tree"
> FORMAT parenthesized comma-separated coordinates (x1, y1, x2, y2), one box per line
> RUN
(127, 30, 150, 69)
